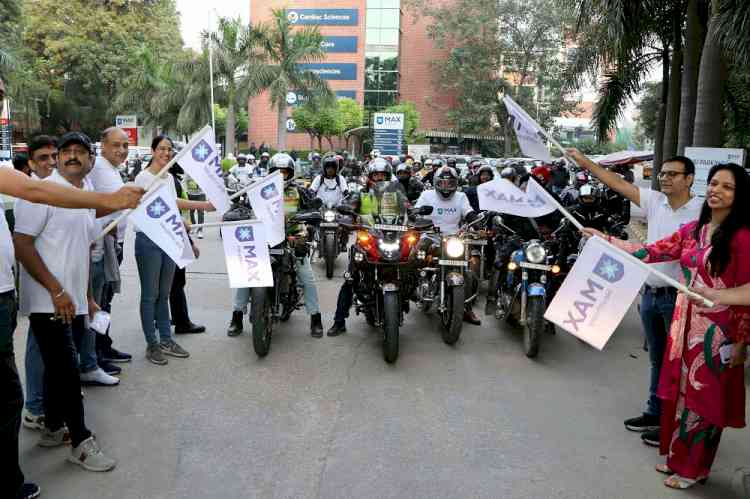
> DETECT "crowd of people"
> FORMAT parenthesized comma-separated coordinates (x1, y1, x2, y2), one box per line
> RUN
(1, 65, 749, 497)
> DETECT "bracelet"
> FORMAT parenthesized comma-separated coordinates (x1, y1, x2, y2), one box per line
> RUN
(53, 289, 65, 299)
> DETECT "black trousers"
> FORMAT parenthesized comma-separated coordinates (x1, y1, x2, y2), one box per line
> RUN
(29, 314, 91, 447)
(169, 266, 191, 327)
(0, 291, 23, 497)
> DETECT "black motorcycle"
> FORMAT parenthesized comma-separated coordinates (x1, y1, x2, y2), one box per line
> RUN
(317, 202, 352, 279)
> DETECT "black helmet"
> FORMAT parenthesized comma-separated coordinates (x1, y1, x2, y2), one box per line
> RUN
(476, 165, 495, 183)
(446, 157, 457, 168)
(322, 155, 338, 177)
(434, 166, 459, 199)
(269, 153, 295, 179)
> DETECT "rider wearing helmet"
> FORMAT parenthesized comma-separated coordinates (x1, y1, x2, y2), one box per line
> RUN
(394, 162, 424, 202)
(463, 164, 495, 211)
(228, 153, 252, 184)
(414, 166, 482, 325)
(310, 154, 349, 207)
(500, 166, 518, 185)
(421, 158, 443, 186)
(326, 158, 409, 337)
(309, 152, 323, 177)
(257, 151, 271, 173)
(227, 153, 324, 338)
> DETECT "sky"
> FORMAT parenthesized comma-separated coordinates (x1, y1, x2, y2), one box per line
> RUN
(175, 0, 249, 50)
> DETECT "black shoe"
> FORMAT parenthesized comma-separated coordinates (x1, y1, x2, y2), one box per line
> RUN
(227, 311, 243, 337)
(463, 310, 481, 325)
(19, 482, 41, 499)
(100, 346, 132, 363)
(327, 322, 347, 337)
(310, 313, 323, 338)
(641, 429, 660, 447)
(99, 360, 122, 376)
(624, 413, 660, 432)
(175, 322, 206, 334)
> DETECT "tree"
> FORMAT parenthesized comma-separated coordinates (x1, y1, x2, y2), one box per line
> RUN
(693, 0, 726, 147)
(336, 98, 364, 149)
(632, 82, 662, 149)
(245, 9, 332, 150)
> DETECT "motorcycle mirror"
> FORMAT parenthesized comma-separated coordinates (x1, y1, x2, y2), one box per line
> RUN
(337, 205, 356, 216)
(310, 198, 324, 209)
(418, 205, 433, 215)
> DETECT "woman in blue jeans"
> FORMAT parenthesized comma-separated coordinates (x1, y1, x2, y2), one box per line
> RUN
(134, 135, 213, 365)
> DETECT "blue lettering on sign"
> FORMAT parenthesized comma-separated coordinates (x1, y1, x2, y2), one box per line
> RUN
(288, 89, 357, 107)
(321, 36, 358, 53)
(298, 63, 357, 81)
(286, 9, 359, 26)
(436, 207, 457, 216)
(235, 226, 261, 282)
(165, 213, 184, 238)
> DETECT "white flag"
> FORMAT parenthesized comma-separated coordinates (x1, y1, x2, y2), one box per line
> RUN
(174, 125, 231, 214)
(478, 177, 556, 217)
(129, 183, 195, 269)
(544, 236, 648, 350)
(220, 222, 273, 288)
(246, 170, 285, 246)
(503, 95, 553, 162)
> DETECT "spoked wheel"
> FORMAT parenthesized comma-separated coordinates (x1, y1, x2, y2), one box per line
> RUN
(251, 287, 273, 357)
(440, 285, 464, 345)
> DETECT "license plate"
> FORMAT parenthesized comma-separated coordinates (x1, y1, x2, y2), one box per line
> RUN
(438, 259, 468, 266)
(467, 239, 488, 246)
(269, 248, 285, 255)
(373, 224, 408, 231)
(320, 222, 338, 228)
(519, 262, 551, 271)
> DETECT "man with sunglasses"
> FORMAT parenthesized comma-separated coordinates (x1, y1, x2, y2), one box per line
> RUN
(566, 148, 703, 448)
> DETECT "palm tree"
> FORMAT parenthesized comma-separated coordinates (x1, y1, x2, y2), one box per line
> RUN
(692, 0, 726, 147)
(676, 0, 703, 154)
(245, 8, 332, 150)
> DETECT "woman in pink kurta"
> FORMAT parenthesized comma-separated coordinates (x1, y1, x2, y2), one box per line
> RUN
(584, 163, 750, 490)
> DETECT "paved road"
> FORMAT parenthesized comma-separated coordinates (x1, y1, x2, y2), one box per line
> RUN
(14, 214, 750, 498)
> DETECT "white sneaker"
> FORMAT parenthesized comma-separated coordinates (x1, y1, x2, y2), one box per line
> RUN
(22, 408, 45, 431)
(80, 368, 119, 386)
(68, 436, 117, 472)
(38, 426, 71, 447)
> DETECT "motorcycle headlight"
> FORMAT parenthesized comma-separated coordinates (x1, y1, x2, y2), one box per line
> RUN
(525, 242, 547, 263)
(323, 210, 336, 223)
(445, 237, 464, 258)
(378, 241, 400, 252)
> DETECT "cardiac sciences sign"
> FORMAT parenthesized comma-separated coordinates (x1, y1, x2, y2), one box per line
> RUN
(286, 9, 359, 26)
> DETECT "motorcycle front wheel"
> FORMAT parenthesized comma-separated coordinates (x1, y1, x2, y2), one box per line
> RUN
(383, 291, 400, 363)
(251, 287, 273, 357)
(440, 285, 464, 345)
(523, 295, 545, 358)
(324, 232, 336, 279)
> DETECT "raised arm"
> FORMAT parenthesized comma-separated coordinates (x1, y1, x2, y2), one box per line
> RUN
(567, 149, 640, 206)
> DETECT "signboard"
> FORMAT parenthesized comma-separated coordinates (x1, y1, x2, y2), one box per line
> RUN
(286, 9, 359, 26)
(321, 36, 358, 53)
(298, 63, 357, 81)
(408, 144, 431, 159)
(0, 99, 11, 161)
(287, 90, 357, 107)
(115, 115, 137, 128)
(684, 147, 747, 197)
(286, 118, 297, 132)
(123, 127, 138, 145)
(336, 90, 357, 100)
(373, 112, 404, 156)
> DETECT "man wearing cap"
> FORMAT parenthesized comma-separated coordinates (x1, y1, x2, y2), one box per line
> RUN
(13, 131, 119, 472)
(87, 127, 134, 366)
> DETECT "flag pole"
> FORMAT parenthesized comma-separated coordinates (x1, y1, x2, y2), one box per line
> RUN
(228, 170, 283, 201)
(96, 125, 213, 239)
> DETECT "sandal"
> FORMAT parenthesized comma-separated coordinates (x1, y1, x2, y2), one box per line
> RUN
(664, 474, 708, 489)
(655, 464, 673, 475)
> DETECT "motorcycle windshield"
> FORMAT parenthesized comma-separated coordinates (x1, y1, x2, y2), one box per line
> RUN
(371, 181, 407, 225)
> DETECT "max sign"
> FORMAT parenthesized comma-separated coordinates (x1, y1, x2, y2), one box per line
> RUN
(221, 223, 273, 288)
(544, 236, 648, 350)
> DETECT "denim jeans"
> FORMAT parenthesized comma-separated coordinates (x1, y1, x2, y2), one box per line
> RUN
(29, 314, 92, 448)
(0, 291, 24, 497)
(135, 232, 176, 346)
(71, 319, 97, 373)
(233, 257, 319, 315)
(24, 329, 44, 415)
(640, 287, 677, 417)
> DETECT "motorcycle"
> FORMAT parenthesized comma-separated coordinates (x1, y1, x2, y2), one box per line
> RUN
(250, 207, 323, 357)
(490, 215, 567, 358)
(317, 201, 352, 279)
(412, 213, 486, 345)
(338, 184, 433, 363)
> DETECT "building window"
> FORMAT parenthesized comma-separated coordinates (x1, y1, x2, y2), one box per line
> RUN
(365, 1, 401, 113)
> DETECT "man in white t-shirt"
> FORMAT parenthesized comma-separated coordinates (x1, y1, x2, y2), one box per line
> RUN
(228, 154, 252, 183)
(414, 166, 482, 325)
(568, 149, 703, 446)
(309, 155, 348, 208)
(13, 132, 118, 472)
(87, 127, 133, 365)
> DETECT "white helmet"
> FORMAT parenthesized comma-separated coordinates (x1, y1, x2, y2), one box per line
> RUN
(247, 154, 256, 161)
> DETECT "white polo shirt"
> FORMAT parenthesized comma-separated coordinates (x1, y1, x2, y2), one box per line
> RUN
(415, 190, 474, 235)
(87, 156, 127, 242)
(15, 170, 97, 316)
(0, 211, 15, 293)
(639, 187, 703, 287)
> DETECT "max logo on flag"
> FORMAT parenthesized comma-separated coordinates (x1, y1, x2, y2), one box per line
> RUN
(593, 254, 624, 283)
(147, 197, 169, 219)
(261, 183, 279, 200)
(235, 225, 254, 242)
(191, 140, 213, 162)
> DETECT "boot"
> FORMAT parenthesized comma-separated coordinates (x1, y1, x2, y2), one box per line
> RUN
(463, 309, 481, 325)
(327, 321, 347, 337)
(310, 313, 323, 338)
(227, 311, 243, 337)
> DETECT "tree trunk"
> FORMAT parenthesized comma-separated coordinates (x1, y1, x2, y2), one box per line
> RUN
(277, 103, 288, 151)
(662, 18, 683, 160)
(226, 100, 237, 156)
(326, 136, 334, 150)
(504, 116, 512, 157)
(317, 135, 322, 151)
(652, 48, 670, 190)
(677, 0, 702, 154)
(692, 0, 727, 147)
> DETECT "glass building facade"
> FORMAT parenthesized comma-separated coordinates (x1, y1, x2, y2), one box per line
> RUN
(364, 0, 400, 117)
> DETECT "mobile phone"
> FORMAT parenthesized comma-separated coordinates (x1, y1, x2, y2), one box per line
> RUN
(719, 342, 733, 365)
